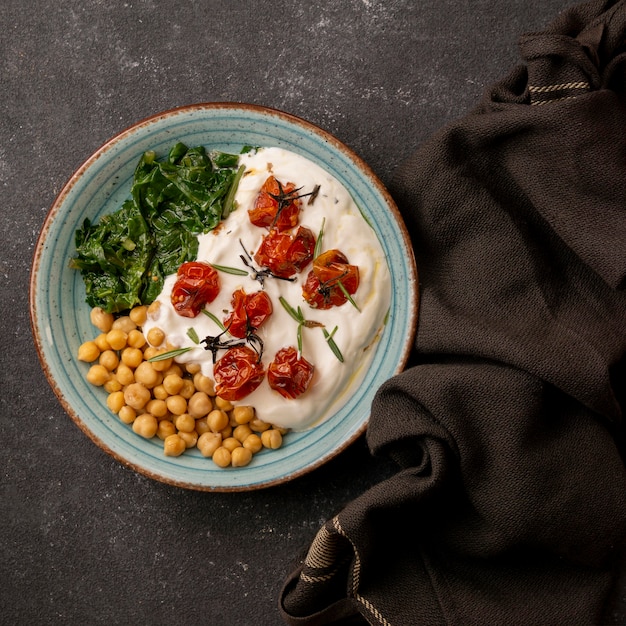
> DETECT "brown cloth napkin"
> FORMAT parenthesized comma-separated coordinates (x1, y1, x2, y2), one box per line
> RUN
(279, 0, 626, 624)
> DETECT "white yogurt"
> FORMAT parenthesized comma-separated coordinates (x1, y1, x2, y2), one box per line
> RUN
(143, 147, 390, 431)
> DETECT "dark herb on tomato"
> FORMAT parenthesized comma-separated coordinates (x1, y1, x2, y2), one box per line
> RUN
(213, 345, 265, 401)
(223, 288, 273, 339)
(248, 176, 302, 231)
(171, 261, 220, 318)
(238, 239, 297, 287)
(254, 226, 315, 279)
(268, 346, 314, 400)
(302, 249, 360, 310)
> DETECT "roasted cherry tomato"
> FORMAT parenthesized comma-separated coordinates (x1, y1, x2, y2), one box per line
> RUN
(268, 346, 315, 400)
(248, 175, 301, 231)
(302, 249, 359, 309)
(170, 261, 220, 318)
(254, 226, 315, 279)
(223, 288, 273, 339)
(213, 345, 265, 401)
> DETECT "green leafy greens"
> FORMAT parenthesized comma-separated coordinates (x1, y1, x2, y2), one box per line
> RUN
(71, 142, 244, 313)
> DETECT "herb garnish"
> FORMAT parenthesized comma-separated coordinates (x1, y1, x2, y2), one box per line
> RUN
(278, 296, 344, 362)
(71, 142, 244, 313)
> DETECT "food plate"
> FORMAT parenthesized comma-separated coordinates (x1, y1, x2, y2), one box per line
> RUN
(29, 103, 418, 491)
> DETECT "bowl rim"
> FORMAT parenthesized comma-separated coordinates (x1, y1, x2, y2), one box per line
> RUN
(29, 102, 419, 491)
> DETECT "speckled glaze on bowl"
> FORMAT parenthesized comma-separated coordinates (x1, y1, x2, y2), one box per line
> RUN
(29, 103, 418, 491)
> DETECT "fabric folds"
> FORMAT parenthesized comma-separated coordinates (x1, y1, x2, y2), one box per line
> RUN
(280, 0, 626, 623)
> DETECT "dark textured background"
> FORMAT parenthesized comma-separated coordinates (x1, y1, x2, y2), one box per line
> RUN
(0, 0, 591, 623)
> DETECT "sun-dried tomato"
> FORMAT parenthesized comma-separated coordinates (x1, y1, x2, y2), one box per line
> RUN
(268, 346, 314, 400)
(213, 345, 265, 401)
(223, 288, 273, 339)
(302, 249, 359, 310)
(254, 226, 315, 279)
(170, 261, 220, 318)
(248, 175, 301, 231)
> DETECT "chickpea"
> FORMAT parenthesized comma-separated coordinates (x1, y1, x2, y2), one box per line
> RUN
(179, 378, 196, 399)
(193, 372, 215, 395)
(197, 432, 222, 457)
(163, 434, 186, 457)
(104, 378, 122, 393)
(147, 327, 165, 346)
(120, 347, 143, 369)
(152, 384, 168, 400)
(195, 418, 210, 436)
(134, 361, 160, 388)
(243, 433, 263, 454)
(157, 419, 176, 440)
(166, 394, 187, 416)
(112, 316, 136, 333)
(207, 409, 229, 433)
(129, 305, 148, 326)
(127, 329, 146, 349)
(86, 364, 109, 386)
(90, 307, 114, 332)
(175, 413, 195, 433)
(106, 391, 125, 414)
(147, 300, 161, 317)
(115, 363, 135, 386)
(162, 374, 184, 395)
(222, 437, 242, 452)
(233, 424, 253, 443)
(261, 429, 283, 450)
(212, 446, 232, 468)
(150, 355, 173, 372)
(146, 398, 168, 418)
(132, 413, 158, 438)
(94, 333, 111, 351)
(231, 446, 253, 468)
(118, 405, 136, 425)
(250, 418, 271, 433)
(77, 340, 100, 363)
(163, 364, 184, 378)
(143, 346, 160, 361)
(232, 405, 254, 425)
(187, 392, 212, 419)
(219, 425, 233, 439)
(124, 383, 151, 410)
(214, 396, 233, 412)
(106, 329, 128, 351)
(99, 349, 119, 371)
(185, 362, 201, 375)
(178, 430, 198, 448)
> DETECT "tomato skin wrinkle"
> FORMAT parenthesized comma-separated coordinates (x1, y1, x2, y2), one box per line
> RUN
(254, 226, 315, 279)
(268, 346, 314, 400)
(302, 249, 359, 310)
(171, 261, 220, 317)
(213, 345, 265, 401)
(248, 176, 301, 232)
(223, 288, 273, 339)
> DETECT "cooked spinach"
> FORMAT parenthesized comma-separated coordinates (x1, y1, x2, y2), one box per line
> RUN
(71, 142, 244, 313)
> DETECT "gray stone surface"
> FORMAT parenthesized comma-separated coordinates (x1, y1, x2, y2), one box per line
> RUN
(2, 0, 607, 624)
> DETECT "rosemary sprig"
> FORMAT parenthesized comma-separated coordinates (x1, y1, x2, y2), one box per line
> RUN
(278, 296, 343, 362)
(210, 262, 249, 276)
(148, 347, 194, 362)
(337, 280, 361, 312)
(314, 217, 325, 258)
(201, 309, 227, 331)
(322, 326, 344, 363)
(187, 327, 200, 344)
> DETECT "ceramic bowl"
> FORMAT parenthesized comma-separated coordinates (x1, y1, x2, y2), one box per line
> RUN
(30, 103, 418, 491)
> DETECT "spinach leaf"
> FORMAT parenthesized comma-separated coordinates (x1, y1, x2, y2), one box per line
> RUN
(71, 142, 242, 313)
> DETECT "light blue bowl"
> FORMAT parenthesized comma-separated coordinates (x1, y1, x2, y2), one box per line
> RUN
(30, 103, 418, 491)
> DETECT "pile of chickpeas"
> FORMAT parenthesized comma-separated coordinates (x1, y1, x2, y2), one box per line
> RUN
(77, 304, 287, 468)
